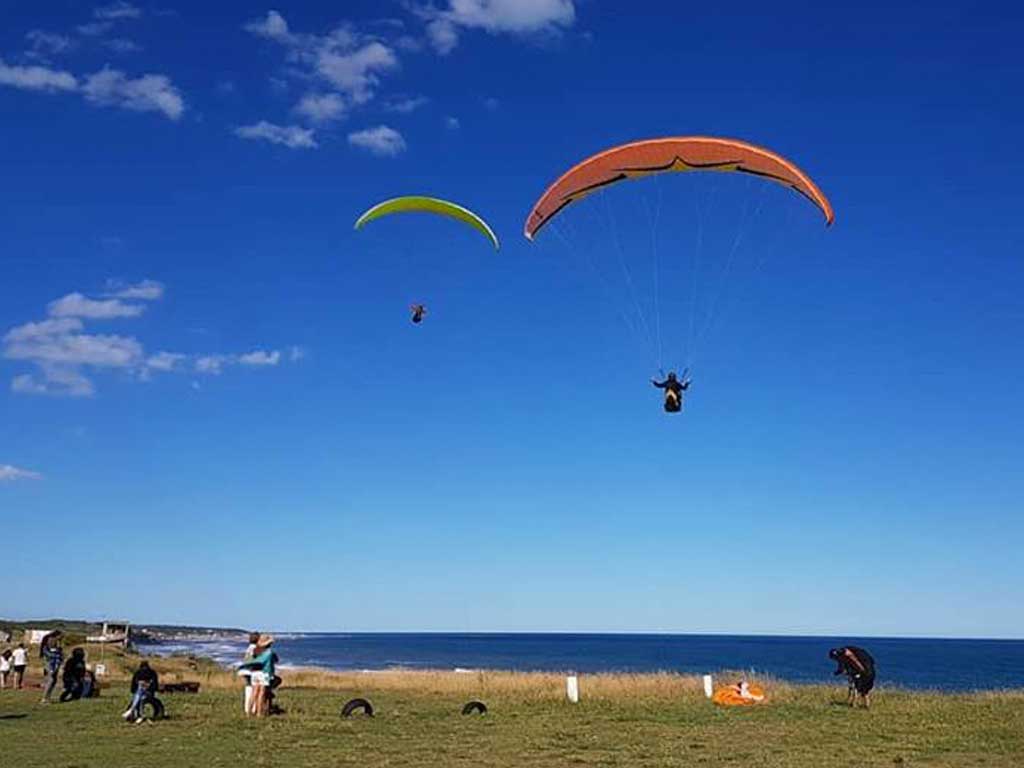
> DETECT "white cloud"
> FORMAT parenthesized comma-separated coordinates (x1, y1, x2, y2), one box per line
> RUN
(348, 125, 406, 157)
(195, 355, 228, 375)
(146, 351, 185, 371)
(4, 292, 141, 395)
(245, 10, 293, 43)
(105, 279, 164, 301)
(421, 0, 576, 53)
(4, 326, 144, 369)
(3, 318, 84, 343)
(446, 0, 575, 32)
(4, 283, 300, 397)
(294, 92, 346, 125)
(197, 349, 288, 373)
(289, 346, 306, 362)
(314, 41, 398, 104)
(94, 2, 142, 21)
(445, 115, 461, 130)
(235, 121, 317, 149)
(385, 95, 428, 113)
(26, 30, 75, 57)
(48, 292, 145, 319)
(394, 34, 424, 52)
(1, 58, 184, 122)
(12, 368, 95, 397)
(244, 11, 399, 105)
(78, 21, 114, 36)
(0, 60, 184, 122)
(0, 58, 78, 92)
(82, 68, 185, 121)
(426, 20, 460, 55)
(0, 465, 43, 482)
(238, 350, 281, 367)
(483, 96, 499, 111)
(106, 39, 142, 53)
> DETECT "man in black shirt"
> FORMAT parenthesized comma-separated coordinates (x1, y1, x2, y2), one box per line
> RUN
(829, 646, 876, 708)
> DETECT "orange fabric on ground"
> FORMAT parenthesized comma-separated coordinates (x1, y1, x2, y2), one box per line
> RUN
(712, 683, 766, 706)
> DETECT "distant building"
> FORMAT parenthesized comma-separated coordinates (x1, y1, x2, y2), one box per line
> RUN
(25, 628, 53, 645)
(86, 621, 132, 648)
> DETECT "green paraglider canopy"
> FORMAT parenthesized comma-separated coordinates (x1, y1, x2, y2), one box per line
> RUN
(354, 196, 500, 250)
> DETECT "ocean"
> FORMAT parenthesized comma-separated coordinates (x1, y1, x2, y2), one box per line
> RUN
(146, 633, 1024, 692)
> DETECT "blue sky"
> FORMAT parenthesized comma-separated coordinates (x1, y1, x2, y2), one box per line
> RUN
(2, 1, 1022, 637)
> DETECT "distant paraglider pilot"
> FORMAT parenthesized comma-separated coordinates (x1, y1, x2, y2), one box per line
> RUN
(829, 646, 876, 708)
(651, 371, 690, 413)
(410, 303, 427, 324)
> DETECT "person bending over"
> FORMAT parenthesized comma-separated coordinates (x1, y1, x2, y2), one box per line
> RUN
(829, 646, 876, 708)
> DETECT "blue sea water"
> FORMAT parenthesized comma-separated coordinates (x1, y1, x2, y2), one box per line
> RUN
(149, 633, 1024, 692)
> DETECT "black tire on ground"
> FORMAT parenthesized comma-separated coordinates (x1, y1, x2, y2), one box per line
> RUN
(341, 698, 374, 717)
(461, 700, 487, 715)
(140, 697, 165, 720)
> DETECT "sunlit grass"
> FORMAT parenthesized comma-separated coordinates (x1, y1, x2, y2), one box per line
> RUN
(1, 649, 1021, 767)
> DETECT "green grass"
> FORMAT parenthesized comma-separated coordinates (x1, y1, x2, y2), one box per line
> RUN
(2, 682, 1022, 767)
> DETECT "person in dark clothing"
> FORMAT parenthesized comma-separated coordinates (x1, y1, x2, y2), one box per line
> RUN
(651, 371, 691, 413)
(39, 631, 64, 703)
(829, 646, 876, 708)
(59, 648, 87, 702)
(81, 670, 99, 698)
(266, 652, 284, 715)
(410, 304, 427, 324)
(123, 661, 160, 721)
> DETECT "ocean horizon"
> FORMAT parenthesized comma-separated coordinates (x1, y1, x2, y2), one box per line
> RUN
(147, 632, 1024, 692)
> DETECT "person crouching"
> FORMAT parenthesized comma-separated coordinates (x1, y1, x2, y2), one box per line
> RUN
(123, 661, 160, 722)
(59, 648, 87, 702)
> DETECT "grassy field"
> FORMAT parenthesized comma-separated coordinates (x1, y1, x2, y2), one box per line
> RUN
(1, 653, 1022, 767)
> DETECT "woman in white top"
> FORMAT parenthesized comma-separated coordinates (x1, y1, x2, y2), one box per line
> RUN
(12, 643, 28, 689)
(0, 650, 11, 688)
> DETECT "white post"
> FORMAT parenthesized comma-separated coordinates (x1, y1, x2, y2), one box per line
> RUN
(703, 674, 714, 699)
(243, 684, 253, 714)
(566, 674, 579, 703)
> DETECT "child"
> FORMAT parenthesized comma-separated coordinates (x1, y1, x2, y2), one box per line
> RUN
(0, 649, 11, 688)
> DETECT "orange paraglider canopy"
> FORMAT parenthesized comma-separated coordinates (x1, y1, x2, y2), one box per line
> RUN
(524, 136, 834, 240)
(712, 682, 766, 707)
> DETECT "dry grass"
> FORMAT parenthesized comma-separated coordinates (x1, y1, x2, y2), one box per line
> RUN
(3, 674, 1023, 768)
(118, 647, 795, 703)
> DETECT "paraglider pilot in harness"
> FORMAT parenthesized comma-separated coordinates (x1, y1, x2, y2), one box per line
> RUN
(410, 304, 427, 324)
(829, 646, 876, 708)
(651, 371, 691, 413)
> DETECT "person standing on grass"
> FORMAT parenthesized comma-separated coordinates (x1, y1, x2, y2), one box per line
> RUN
(40, 631, 64, 703)
(12, 643, 28, 689)
(0, 649, 11, 688)
(239, 632, 260, 714)
(238, 635, 276, 717)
